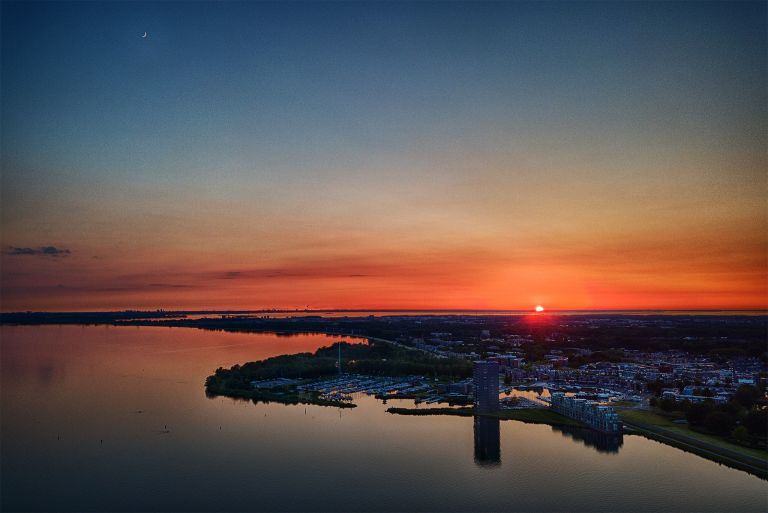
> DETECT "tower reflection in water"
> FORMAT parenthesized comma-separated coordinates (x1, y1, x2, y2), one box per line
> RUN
(473, 416, 501, 466)
(473, 416, 624, 468)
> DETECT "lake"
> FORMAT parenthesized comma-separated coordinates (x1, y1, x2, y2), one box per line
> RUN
(1, 325, 765, 512)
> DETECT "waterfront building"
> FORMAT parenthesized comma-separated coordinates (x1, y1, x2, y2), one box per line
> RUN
(473, 360, 500, 413)
(661, 390, 727, 404)
(550, 392, 622, 433)
(447, 380, 473, 395)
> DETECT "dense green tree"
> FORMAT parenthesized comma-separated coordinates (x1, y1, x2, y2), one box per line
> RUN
(733, 385, 760, 409)
(658, 398, 678, 412)
(744, 409, 767, 437)
(206, 340, 472, 397)
(722, 399, 745, 417)
(731, 425, 750, 444)
(686, 402, 713, 426)
(703, 411, 736, 436)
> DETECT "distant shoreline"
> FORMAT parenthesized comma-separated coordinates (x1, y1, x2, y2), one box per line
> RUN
(2, 309, 767, 324)
(4, 309, 768, 313)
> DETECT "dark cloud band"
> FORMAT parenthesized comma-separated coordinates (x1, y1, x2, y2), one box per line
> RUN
(4, 246, 71, 257)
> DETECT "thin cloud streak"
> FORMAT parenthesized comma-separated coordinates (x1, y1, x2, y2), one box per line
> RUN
(4, 246, 71, 257)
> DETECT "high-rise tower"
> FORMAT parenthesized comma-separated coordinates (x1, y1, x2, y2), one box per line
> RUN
(473, 360, 500, 413)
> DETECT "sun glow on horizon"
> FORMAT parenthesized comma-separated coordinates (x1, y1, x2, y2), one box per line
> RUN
(535, 305, 545, 312)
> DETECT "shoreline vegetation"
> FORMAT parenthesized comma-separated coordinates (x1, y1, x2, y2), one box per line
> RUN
(204, 340, 472, 408)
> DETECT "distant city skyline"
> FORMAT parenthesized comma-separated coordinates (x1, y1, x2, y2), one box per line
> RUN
(1, 1, 766, 311)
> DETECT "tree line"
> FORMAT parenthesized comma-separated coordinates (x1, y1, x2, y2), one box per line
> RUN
(649, 385, 766, 446)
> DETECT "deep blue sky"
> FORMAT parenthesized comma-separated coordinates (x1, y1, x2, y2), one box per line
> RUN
(3, 1, 764, 182)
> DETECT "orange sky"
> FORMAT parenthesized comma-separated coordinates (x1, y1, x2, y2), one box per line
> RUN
(2, 144, 766, 311)
(2, 215, 766, 311)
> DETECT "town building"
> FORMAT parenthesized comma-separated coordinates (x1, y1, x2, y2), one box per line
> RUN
(473, 360, 500, 413)
(550, 392, 622, 433)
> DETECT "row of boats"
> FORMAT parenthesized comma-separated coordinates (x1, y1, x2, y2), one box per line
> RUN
(297, 375, 645, 406)
(415, 396, 449, 404)
(514, 382, 642, 403)
(297, 375, 433, 403)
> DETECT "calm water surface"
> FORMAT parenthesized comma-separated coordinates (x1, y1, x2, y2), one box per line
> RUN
(1, 325, 766, 512)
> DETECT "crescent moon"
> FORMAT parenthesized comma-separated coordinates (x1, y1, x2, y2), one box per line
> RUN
(141, 32, 148, 38)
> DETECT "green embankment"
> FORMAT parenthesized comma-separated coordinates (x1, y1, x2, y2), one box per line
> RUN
(619, 408, 767, 479)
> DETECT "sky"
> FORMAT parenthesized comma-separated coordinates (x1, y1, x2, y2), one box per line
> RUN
(1, 1, 766, 311)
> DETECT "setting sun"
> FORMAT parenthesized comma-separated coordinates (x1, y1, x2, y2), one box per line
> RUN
(535, 305, 545, 312)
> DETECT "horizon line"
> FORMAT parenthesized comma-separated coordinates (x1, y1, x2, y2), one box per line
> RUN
(2, 308, 766, 315)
